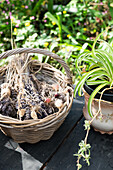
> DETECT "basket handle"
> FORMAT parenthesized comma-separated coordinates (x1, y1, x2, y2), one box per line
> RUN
(0, 48, 72, 84)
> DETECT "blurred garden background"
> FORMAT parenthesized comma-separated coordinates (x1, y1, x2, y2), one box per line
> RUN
(0, 0, 113, 83)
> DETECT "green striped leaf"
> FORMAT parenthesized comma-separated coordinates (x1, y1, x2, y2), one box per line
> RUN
(95, 50, 113, 78)
(74, 68, 106, 97)
(87, 82, 110, 117)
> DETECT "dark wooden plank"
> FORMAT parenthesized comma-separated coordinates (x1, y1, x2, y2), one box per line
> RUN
(0, 131, 23, 170)
(0, 96, 84, 170)
(19, 96, 84, 164)
(0, 136, 43, 170)
(0, 130, 10, 149)
(0, 151, 22, 170)
(45, 118, 113, 170)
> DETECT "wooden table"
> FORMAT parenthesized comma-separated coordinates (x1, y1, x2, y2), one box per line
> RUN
(0, 95, 113, 170)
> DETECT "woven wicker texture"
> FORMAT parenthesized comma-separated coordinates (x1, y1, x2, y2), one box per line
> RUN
(0, 48, 73, 143)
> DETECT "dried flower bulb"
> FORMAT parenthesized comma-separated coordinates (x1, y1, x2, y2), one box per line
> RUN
(1, 83, 9, 89)
(63, 88, 69, 94)
(55, 93, 60, 98)
(33, 105, 40, 114)
(1, 83, 11, 97)
(52, 84, 59, 91)
(45, 98, 51, 104)
(31, 110, 37, 120)
(55, 99, 63, 108)
(17, 109, 25, 119)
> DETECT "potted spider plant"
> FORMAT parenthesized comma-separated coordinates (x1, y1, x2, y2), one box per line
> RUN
(74, 31, 113, 169)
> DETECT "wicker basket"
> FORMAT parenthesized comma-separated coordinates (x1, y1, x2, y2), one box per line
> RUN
(0, 48, 73, 143)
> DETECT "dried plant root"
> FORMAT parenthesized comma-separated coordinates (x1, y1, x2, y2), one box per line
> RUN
(0, 53, 72, 121)
(0, 82, 17, 118)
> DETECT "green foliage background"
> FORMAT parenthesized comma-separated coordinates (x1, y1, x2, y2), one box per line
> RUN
(0, 0, 113, 83)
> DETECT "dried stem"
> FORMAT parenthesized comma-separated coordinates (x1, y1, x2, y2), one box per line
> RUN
(0, 53, 72, 121)
(10, 18, 13, 49)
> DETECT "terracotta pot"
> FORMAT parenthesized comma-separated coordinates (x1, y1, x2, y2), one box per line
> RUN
(83, 86, 113, 134)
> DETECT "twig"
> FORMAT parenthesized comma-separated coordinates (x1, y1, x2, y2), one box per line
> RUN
(10, 17, 13, 49)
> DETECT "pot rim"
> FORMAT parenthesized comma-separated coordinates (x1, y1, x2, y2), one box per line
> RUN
(84, 83, 113, 98)
(83, 88, 113, 104)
